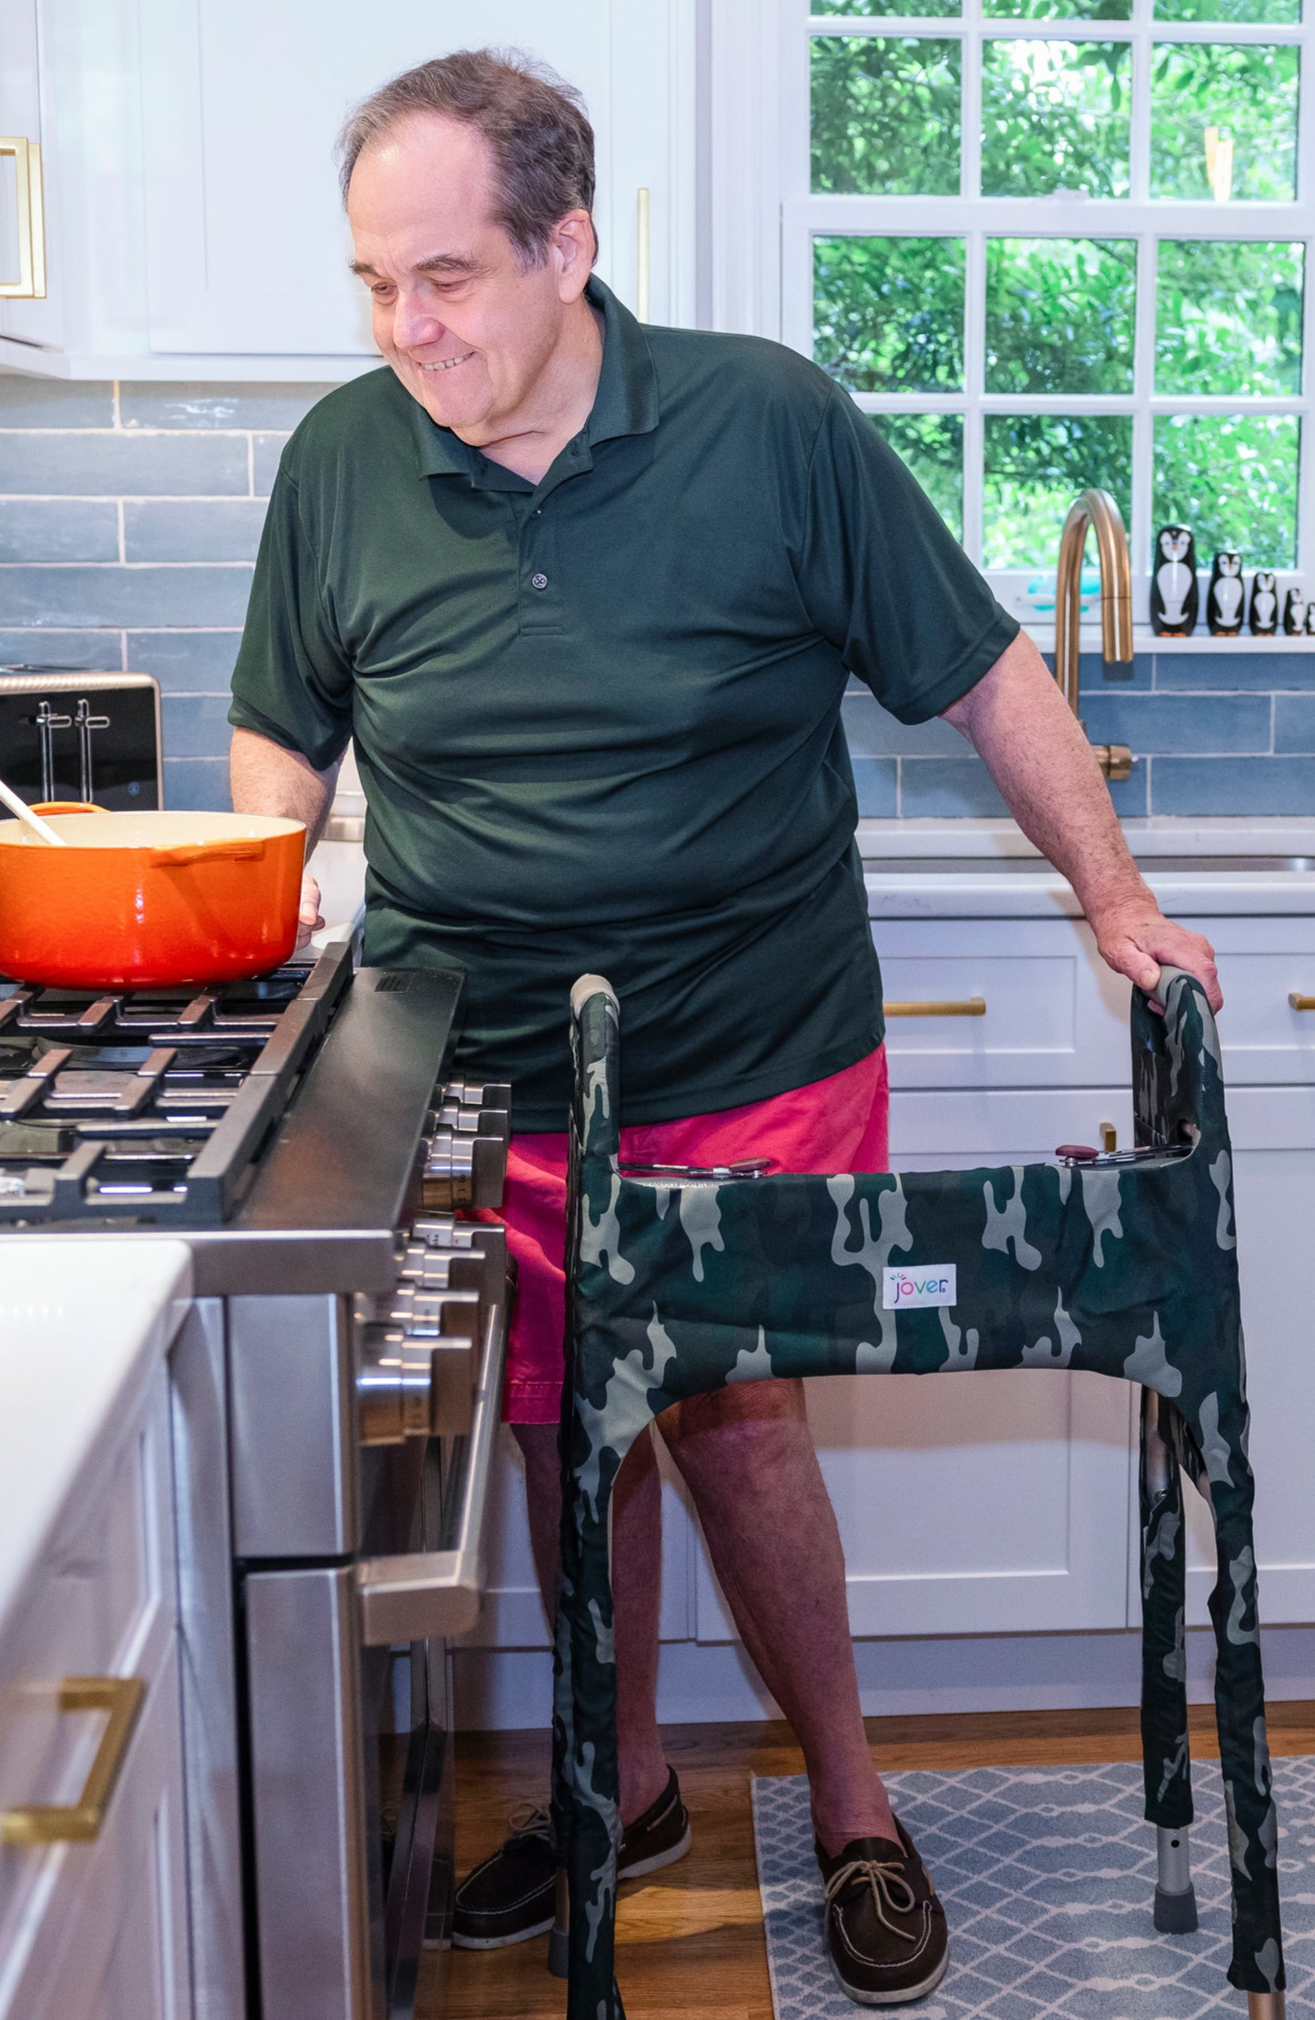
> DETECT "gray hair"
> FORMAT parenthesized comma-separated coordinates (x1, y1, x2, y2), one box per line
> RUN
(337, 47, 597, 268)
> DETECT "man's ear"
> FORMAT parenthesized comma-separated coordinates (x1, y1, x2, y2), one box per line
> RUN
(552, 208, 596, 301)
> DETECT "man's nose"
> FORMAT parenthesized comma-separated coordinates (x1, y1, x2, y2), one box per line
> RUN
(391, 291, 445, 351)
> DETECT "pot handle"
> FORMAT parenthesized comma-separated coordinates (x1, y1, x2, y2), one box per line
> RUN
(31, 800, 109, 815)
(149, 837, 268, 867)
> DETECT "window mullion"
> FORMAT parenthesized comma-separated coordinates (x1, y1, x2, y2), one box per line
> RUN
(1132, 230, 1157, 584)
(964, 226, 986, 568)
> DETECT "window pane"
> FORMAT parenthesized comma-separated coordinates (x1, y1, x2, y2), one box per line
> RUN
(814, 238, 965, 394)
(982, 414, 1132, 567)
(982, 41, 1131, 196)
(1155, 0, 1297, 25)
(985, 238, 1136, 394)
(1153, 414, 1300, 567)
(811, 36, 962, 194)
(1156, 241, 1304, 395)
(871, 415, 964, 540)
(815, 0, 961, 14)
(1150, 45, 1298, 200)
(984, 0, 1130, 21)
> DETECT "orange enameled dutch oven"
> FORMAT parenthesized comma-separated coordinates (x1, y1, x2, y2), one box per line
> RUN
(0, 803, 306, 987)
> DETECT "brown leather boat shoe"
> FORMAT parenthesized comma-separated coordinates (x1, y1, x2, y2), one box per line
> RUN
(817, 1817, 949, 2006)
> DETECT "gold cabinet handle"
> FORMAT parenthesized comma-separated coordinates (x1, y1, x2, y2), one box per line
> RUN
(1100, 1121, 1117, 1154)
(1289, 993, 1315, 1011)
(636, 186, 650, 323)
(885, 998, 986, 1018)
(0, 137, 46, 300)
(0, 1677, 145, 1845)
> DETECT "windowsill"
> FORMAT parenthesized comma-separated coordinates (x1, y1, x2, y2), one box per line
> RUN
(1021, 625, 1314, 654)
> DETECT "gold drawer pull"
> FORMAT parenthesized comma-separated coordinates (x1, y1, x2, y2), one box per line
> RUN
(0, 137, 46, 300)
(1289, 993, 1315, 1012)
(0, 1677, 145, 1845)
(1101, 1122, 1117, 1154)
(885, 998, 986, 1018)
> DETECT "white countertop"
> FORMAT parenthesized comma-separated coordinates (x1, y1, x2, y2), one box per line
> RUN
(0, 1240, 193, 1642)
(857, 817, 1315, 919)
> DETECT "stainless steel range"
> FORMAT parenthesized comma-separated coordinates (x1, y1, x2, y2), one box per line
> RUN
(0, 941, 512, 2020)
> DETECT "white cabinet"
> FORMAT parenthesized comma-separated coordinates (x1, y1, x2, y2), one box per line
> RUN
(0, 0, 695, 378)
(0, 0, 60, 349)
(0, 1359, 190, 2020)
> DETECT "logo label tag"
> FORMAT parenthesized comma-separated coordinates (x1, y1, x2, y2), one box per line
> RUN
(883, 1264, 957, 1310)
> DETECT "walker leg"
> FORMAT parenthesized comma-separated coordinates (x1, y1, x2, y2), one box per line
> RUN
(1247, 1994, 1286, 2018)
(547, 1865, 569, 1978)
(1153, 1823, 1199, 1933)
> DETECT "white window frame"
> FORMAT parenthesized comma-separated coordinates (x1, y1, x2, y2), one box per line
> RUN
(708, 0, 1315, 641)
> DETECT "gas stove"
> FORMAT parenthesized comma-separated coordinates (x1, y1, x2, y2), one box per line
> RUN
(0, 941, 509, 1295)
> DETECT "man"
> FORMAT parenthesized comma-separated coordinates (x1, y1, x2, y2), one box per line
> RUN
(229, 50, 1219, 2007)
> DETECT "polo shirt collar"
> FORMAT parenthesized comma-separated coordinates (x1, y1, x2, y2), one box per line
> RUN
(410, 274, 659, 483)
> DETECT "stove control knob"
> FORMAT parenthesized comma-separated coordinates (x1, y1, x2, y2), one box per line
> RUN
(396, 1244, 486, 1295)
(356, 1322, 433, 1446)
(422, 1129, 506, 1210)
(390, 1285, 482, 1341)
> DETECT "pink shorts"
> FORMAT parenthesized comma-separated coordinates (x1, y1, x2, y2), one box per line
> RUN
(478, 1047, 890, 1424)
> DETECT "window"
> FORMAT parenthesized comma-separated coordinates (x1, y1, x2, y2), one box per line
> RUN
(773, 0, 1311, 621)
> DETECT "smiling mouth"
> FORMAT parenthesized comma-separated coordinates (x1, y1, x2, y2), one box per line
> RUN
(419, 352, 475, 373)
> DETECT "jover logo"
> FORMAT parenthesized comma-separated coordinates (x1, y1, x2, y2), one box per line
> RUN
(882, 1264, 957, 1310)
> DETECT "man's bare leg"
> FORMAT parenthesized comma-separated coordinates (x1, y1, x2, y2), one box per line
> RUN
(514, 1420, 670, 1824)
(657, 1379, 897, 1855)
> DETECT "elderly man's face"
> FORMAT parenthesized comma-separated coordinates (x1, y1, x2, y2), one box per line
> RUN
(348, 113, 591, 444)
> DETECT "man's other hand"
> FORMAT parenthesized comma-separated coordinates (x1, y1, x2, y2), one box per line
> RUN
(1092, 898, 1222, 1014)
(297, 872, 325, 950)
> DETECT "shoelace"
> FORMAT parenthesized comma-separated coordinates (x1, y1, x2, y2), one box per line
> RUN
(823, 1855, 919, 1944)
(507, 1800, 552, 1840)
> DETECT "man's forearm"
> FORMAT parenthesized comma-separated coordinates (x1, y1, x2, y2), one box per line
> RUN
(230, 727, 339, 852)
(941, 631, 1151, 929)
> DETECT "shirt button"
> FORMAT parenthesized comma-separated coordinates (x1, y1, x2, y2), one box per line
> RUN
(531, 572, 549, 590)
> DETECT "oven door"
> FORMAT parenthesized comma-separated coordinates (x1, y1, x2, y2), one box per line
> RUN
(242, 1300, 506, 2020)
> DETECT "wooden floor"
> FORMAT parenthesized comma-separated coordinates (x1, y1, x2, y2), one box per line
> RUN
(421, 1702, 1315, 2019)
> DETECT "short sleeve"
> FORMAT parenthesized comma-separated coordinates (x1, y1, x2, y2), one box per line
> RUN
(228, 462, 354, 771)
(790, 388, 1019, 724)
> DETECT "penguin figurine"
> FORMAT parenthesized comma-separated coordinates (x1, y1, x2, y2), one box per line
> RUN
(1284, 586, 1307, 635)
(1151, 525, 1199, 636)
(1249, 571, 1278, 636)
(1306, 604, 1315, 637)
(1207, 551, 1245, 635)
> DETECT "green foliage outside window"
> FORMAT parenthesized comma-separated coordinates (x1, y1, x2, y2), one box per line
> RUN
(1155, 0, 1297, 25)
(1149, 44, 1299, 199)
(1153, 414, 1300, 567)
(814, 0, 961, 14)
(983, 414, 1133, 566)
(814, 237, 965, 393)
(811, 37, 962, 193)
(1156, 241, 1304, 395)
(985, 238, 1136, 393)
(981, 40, 1131, 196)
(870, 416, 965, 541)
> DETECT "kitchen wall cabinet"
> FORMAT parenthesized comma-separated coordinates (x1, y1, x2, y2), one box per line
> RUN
(470, 898, 1315, 1720)
(0, 0, 695, 380)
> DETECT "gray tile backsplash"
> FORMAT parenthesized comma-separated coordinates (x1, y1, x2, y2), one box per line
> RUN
(2, 365, 1313, 818)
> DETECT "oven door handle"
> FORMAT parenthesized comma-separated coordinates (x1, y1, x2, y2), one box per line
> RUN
(357, 1286, 508, 1644)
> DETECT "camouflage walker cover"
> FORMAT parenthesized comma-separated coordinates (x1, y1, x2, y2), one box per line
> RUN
(551, 967, 1284, 2019)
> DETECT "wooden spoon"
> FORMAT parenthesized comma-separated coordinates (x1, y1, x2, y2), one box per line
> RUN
(0, 775, 68, 845)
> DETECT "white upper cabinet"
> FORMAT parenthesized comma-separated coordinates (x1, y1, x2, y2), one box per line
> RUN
(0, 0, 695, 378)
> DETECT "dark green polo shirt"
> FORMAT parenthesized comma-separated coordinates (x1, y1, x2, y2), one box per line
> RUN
(229, 278, 1017, 1131)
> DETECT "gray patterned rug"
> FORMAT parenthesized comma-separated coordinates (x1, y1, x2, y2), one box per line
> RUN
(751, 1758, 1315, 2017)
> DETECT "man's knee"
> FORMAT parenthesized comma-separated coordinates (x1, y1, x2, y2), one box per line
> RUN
(657, 1377, 809, 1479)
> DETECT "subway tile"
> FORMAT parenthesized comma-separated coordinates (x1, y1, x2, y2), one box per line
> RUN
(843, 693, 964, 759)
(1106, 761, 1149, 819)
(252, 434, 290, 496)
(0, 431, 250, 497)
(0, 628, 122, 671)
(163, 757, 231, 813)
(1273, 695, 1315, 754)
(1079, 692, 1271, 756)
(0, 499, 119, 563)
(1151, 757, 1315, 818)
(899, 756, 1008, 819)
(0, 372, 114, 428)
(0, 564, 252, 629)
(124, 499, 269, 563)
(127, 630, 240, 693)
(851, 757, 898, 817)
(1153, 649, 1315, 691)
(162, 692, 235, 760)
(119, 383, 337, 432)
(1044, 650, 1153, 693)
